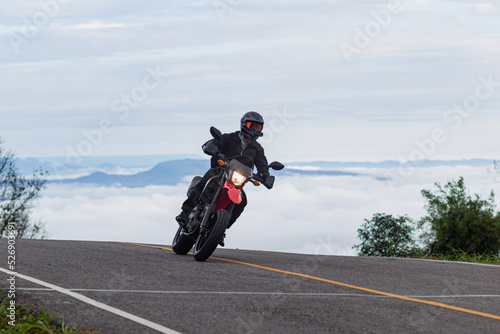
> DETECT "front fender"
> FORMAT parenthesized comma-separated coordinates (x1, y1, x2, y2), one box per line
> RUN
(225, 181, 243, 204)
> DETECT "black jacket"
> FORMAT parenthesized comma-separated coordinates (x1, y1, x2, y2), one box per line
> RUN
(205, 131, 269, 176)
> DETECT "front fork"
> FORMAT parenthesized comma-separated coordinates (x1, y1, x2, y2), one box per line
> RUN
(199, 186, 222, 231)
(193, 171, 238, 233)
(199, 182, 237, 232)
(199, 175, 228, 232)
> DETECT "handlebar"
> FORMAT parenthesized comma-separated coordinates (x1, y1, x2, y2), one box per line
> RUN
(251, 174, 275, 190)
(215, 154, 275, 190)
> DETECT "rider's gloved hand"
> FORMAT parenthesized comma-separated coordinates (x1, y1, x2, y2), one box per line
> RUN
(257, 172, 269, 181)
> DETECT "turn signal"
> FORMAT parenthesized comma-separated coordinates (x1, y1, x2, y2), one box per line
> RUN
(253, 181, 261, 186)
(218, 160, 225, 166)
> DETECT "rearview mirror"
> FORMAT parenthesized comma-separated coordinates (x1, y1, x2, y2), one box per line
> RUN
(268, 161, 285, 171)
(210, 126, 222, 140)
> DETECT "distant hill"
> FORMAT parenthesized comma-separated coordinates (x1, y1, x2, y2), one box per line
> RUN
(14, 154, 203, 176)
(57, 159, 209, 187)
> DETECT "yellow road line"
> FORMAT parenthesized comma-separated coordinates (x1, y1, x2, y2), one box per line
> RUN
(122, 242, 500, 321)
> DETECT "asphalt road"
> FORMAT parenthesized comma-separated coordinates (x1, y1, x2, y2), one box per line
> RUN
(1, 239, 499, 333)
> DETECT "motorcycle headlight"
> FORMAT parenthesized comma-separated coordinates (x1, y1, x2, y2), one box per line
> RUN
(231, 171, 247, 187)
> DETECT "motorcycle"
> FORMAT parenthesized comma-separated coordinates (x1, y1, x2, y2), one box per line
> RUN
(172, 126, 284, 261)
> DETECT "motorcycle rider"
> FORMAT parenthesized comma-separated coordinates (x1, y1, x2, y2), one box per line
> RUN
(175, 112, 270, 243)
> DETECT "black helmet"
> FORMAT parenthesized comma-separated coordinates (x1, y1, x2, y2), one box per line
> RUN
(240, 111, 264, 139)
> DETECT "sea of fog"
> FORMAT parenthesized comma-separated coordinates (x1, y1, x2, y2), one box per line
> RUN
(32, 165, 499, 256)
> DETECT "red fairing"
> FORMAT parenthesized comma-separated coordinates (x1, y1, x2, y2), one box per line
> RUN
(214, 181, 242, 212)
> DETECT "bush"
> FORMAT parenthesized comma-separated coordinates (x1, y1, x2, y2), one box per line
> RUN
(353, 213, 419, 257)
(419, 177, 500, 255)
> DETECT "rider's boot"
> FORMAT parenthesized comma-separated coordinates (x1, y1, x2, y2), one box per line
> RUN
(175, 210, 189, 227)
(218, 232, 226, 247)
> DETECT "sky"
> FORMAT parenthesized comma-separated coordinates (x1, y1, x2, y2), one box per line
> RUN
(1, 0, 500, 164)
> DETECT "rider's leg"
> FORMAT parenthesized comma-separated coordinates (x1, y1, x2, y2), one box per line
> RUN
(176, 168, 219, 225)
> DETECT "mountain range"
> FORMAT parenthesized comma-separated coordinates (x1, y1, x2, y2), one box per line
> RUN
(53, 159, 363, 188)
(15, 156, 494, 188)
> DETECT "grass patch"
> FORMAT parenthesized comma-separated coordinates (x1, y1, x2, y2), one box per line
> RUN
(429, 249, 500, 265)
(0, 294, 101, 333)
(408, 244, 500, 265)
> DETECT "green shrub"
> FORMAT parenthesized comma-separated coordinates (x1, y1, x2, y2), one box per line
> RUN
(353, 213, 420, 257)
(419, 177, 500, 255)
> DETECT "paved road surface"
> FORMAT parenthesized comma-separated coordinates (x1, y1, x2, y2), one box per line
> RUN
(1, 240, 499, 333)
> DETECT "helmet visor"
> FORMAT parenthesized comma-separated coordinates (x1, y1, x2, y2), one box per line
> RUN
(245, 121, 263, 132)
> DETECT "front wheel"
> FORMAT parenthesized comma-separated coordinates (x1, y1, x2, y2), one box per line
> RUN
(193, 209, 229, 261)
(172, 226, 196, 255)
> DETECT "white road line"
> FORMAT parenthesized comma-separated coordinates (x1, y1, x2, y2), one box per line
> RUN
(20, 288, 378, 297)
(18, 287, 500, 299)
(0, 267, 182, 334)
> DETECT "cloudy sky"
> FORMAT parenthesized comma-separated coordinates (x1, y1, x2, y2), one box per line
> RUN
(1, 0, 499, 164)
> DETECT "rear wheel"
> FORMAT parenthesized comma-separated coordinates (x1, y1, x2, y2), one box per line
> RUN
(193, 209, 229, 261)
(172, 226, 196, 255)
